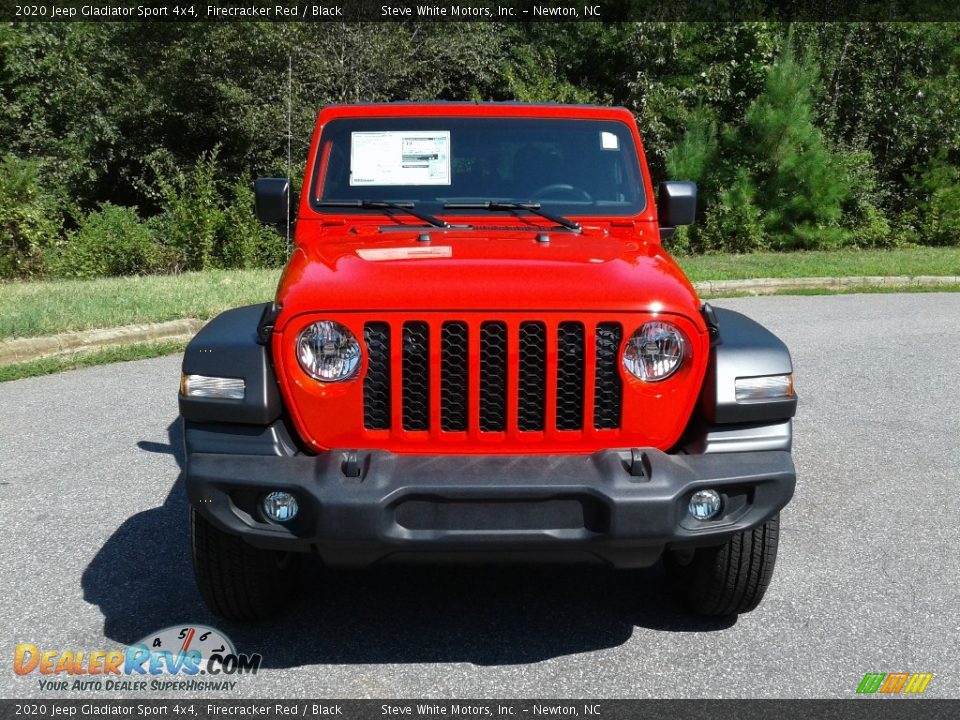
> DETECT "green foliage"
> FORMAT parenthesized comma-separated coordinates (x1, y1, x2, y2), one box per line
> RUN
(835, 148, 896, 248)
(624, 23, 782, 179)
(697, 170, 766, 253)
(846, 204, 896, 248)
(497, 43, 598, 104)
(735, 44, 850, 249)
(1, 22, 959, 269)
(53, 203, 170, 279)
(794, 24, 960, 210)
(0, 156, 60, 278)
(907, 155, 960, 247)
(670, 42, 865, 252)
(666, 107, 718, 185)
(217, 180, 287, 270)
(150, 151, 287, 271)
(152, 151, 225, 271)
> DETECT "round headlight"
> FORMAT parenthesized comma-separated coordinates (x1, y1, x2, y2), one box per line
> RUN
(296, 321, 361, 382)
(623, 321, 686, 381)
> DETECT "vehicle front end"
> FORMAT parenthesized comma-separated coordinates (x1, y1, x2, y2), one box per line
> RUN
(179, 103, 797, 619)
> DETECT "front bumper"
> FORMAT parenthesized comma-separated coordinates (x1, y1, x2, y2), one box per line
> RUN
(186, 446, 795, 568)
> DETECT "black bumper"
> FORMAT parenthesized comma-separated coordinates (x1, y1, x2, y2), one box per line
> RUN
(186, 444, 795, 568)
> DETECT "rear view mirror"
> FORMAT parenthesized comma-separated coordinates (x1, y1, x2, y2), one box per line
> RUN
(254, 177, 290, 226)
(657, 181, 697, 235)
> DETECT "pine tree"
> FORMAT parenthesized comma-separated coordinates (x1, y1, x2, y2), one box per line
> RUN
(737, 41, 850, 249)
(666, 106, 718, 185)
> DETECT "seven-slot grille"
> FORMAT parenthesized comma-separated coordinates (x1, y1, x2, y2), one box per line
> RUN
(362, 318, 623, 435)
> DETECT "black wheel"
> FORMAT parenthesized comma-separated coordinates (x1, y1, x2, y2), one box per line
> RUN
(665, 514, 780, 616)
(190, 508, 301, 621)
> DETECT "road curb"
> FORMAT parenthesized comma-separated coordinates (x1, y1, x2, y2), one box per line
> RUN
(1, 275, 959, 366)
(693, 274, 960, 295)
(0, 318, 205, 365)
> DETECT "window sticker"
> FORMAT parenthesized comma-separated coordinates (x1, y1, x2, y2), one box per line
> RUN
(350, 131, 451, 186)
(600, 131, 620, 150)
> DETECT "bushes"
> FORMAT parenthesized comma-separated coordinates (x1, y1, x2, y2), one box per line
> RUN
(697, 171, 767, 253)
(45, 152, 289, 280)
(666, 107, 718, 190)
(152, 152, 287, 272)
(0, 149, 287, 279)
(0, 156, 60, 278)
(906, 157, 960, 247)
(152, 152, 225, 272)
(218, 181, 287, 269)
(53, 204, 172, 279)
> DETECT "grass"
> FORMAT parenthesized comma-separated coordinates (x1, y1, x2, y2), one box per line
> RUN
(675, 246, 960, 282)
(1, 247, 959, 381)
(0, 340, 187, 383)
(0, 269, 279, 340)
(699, 284, 960, 299)
(0, 246, 957, 349)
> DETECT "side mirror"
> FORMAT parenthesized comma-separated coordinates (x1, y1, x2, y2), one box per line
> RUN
(657, 181, 697, 239)
(254, 177, 290, 226)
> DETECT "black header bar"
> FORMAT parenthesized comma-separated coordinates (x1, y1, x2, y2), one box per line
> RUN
(4, 0, 960, 22)
(0, 700, 956, 720)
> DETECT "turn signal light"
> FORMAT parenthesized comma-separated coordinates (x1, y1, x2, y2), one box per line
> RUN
(180, 373, 245, 400)
(735, 374, 794, 402)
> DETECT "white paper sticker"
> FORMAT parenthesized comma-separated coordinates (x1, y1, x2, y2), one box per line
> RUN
(600, 131, 619, 150)
(350, 131, 451, 186)
(356, 246, 453, 261)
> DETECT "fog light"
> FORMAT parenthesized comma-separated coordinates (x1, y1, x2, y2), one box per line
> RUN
(262, 491, 298, 522)
(688, 489, 722, 520)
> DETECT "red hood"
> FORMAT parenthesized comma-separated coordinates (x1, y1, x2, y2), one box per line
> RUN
(273, 221, 702, 331)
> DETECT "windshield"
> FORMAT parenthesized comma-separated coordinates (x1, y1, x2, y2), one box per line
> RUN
(311, 116, 646, 218)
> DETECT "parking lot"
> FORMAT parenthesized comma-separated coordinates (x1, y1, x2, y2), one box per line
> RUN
(1, 293, 958, 698)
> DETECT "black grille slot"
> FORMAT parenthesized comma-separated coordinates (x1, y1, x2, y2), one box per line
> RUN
(363, 322, 391, 430)
(440, 322, 469, 432)
(518, 322, 547, 431)
(556, 322, 584, 430)
(593, 323, 622, 429)
(402, 322, 430, 431)
(365, 316, 619, 436)
(479, 321, 508, 432)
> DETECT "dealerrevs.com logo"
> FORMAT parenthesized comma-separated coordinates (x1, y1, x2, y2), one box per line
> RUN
(13, 625, 261, 692)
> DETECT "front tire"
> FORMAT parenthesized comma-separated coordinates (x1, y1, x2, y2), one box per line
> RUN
(190, 509, 300, 621)
(665, 514, 780, 616)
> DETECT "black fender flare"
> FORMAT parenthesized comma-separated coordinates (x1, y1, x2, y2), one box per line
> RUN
(699, 306, 798, 425)
(178, 304, 282, 425)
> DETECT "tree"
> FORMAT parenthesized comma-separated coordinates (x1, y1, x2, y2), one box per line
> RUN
(728, 42, 850, 248)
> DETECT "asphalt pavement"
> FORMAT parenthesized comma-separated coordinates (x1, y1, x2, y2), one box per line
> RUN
(1, 293, 958, 699)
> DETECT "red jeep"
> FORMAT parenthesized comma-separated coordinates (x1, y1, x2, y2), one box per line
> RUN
(180, 103, 797, 620)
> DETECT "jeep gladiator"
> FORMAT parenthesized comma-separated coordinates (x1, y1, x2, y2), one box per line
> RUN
(180, 103, 797, 620)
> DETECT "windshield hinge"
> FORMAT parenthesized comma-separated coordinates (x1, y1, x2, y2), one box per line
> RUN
(257, 303, 281, 345)
(701, 303, 720, 346)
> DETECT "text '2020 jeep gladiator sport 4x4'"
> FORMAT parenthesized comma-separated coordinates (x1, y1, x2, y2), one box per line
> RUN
(180, 103, 797, 620)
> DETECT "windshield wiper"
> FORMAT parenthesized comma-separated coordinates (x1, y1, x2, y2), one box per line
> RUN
(443, 201, 581, 232)
(316, 200, 449, 228)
